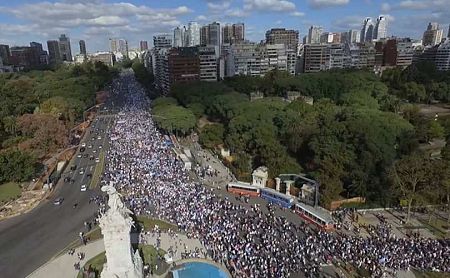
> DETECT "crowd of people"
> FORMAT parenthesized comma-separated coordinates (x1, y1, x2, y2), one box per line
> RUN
(99, 71, 450, 277)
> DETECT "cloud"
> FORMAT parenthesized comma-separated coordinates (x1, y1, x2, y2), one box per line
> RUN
(196, 15, 208, 21)
(397, 0, 428, 10)
(207, 1, 232, 10)
(381, 3, 391, 12)
(225, 8, 249, 18)
(290, 11, 305, 17)
(308, 0, 350, 9)
(243, 0, 296, 12)
(332, 15, 364, 30)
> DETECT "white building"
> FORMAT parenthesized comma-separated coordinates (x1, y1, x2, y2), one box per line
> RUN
(173, 26, 186, 47)
(153, 34, 172, 48)
(199, 46, 218, 81)
(308, 26, 323, 44)
(361, 17, 374, 42)
(435, 39, 450, 71)
(373, 16, 387, 40)
(423, 22, 444, 46)
(187, 21, 201, 47)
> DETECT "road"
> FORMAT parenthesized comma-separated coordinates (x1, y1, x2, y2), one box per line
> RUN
(0, 90, 118, 278)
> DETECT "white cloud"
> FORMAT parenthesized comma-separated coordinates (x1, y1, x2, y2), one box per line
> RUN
(398, 0, 428, 10)
(225, 8, 249, 18)
(332, 15, 364, 30)
(381, 3, 391, 12)
(207, 1, 232, 10)
(290, 11, 305, 17)
(308, 0, 350, 9)
(196, 15, 208, 21)
(243, 0, 296, 12)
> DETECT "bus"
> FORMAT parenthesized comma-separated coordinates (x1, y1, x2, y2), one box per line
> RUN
(260, 188, 294, 208)
(227, 182, 260, 197)
(294, 202, 335, 231)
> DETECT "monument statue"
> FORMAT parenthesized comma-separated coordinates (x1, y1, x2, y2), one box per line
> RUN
(99, 183, 144, 278)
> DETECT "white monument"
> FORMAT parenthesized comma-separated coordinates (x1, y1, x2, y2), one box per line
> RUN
(99, 184, 144, 278)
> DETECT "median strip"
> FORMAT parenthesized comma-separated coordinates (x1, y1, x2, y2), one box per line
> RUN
(89, 151, 105, 189)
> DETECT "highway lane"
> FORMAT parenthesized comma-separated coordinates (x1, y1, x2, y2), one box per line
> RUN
(0, 104, 115, 278)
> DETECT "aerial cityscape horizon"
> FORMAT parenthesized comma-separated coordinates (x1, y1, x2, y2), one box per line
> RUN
(0, 1, 450, 278)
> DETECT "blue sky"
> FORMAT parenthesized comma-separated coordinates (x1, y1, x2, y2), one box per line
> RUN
(0, 0, 449, 52)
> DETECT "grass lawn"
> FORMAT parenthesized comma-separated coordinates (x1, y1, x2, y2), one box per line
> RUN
(136, 216, 178, 232)
(78, 245, 168, 277)
(0, 182, 22, 204)
(77, 251, 105, 278)
(89, 151, 105, 189)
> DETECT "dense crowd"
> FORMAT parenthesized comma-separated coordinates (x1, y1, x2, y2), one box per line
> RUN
(101, 71, 450, 277)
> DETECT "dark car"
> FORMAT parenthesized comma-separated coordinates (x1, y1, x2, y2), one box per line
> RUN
(80, 147, 86, 153)
(53, 197, 64, 205)
(70, 165, 77, 171)
(87, 173, 92, 178)
(64, 177, 70, 182)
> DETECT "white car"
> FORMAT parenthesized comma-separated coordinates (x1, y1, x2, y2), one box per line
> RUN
(81, 184, 87, 191)
(98, 145, 102, 149)
(88, 144, 93, 148)
(95, 157, 100, 163)
(97, 136, 102, 140)
(79, 169, 84, 175)
(77, 154, 82, 158)
(81, 142, 86, 147)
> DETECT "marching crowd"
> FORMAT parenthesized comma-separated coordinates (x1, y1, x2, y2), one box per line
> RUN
(100, 72, 449, 277)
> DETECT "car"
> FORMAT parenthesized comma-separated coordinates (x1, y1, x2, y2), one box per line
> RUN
(77, 154, 82, 158)
(95, 158, 100, 163)
(93, 149, 97, 153)
(80, 184, 87, 192)
(79, 169, 84, 175)
(70, 179, 75, 184)
(83, 154, 89, 158)
(97, 136, 102, 140)
(64, 177, 70, 182)
(53, 197, 64, 205)
(80, 147, 86, 153)
(81, 142, 86, 147)
(70, 165, 77, 171)
(89, 155, 94, 160)
(98, 145, 102, 149)
(87, 173, 92, 178)
(88, 144, 93, 149)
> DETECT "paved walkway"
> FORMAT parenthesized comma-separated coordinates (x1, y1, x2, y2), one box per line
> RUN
(27, 232, 206, 278)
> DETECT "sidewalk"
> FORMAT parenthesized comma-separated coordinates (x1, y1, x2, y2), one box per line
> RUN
(27, 232, 206, 278)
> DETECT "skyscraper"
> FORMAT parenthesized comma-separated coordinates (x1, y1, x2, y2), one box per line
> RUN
(139, 41, 149, 51)
(79, 40, 87, 56)
(308, 26, 323, 44)
(423, 22, 444, 46)
(200, 25, 209, 46)
(222, 24, 234, 44)
(373, 16, 387, 40)
(361, 18, 374, 42)
(58, 34, 72, 61)
(232, 23, 245, 43)
(173, 26, 185, 47)
(47, 40, 61, 64)
(447, 24, 450, 38)
(208, 22, 221, 48)
(187, 21, 200, 46)
(109, 38, 128, 56)
(265, 28, 299, 52)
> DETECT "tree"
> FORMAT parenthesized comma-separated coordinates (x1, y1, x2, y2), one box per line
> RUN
(2, 116, 17, 136)
(152, 104, 196, 136)
(0, 149, 36, 183)
(199, 124, 224, 149)
(402, 82, 426, 103)
(427, 121, 445, 140)
(389, 153, 431, 224)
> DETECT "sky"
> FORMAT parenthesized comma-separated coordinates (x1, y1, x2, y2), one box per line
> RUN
(0, 0, 449, 53)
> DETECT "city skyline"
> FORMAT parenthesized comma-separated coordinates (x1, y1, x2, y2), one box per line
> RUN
(0, 0, 449, 52)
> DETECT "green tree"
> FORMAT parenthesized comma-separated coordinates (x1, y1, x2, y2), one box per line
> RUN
(427, 121, 445, 140)
(199, 124, 225, 149)
(0, 149, 37, 183)
(152, 104, 196, 136)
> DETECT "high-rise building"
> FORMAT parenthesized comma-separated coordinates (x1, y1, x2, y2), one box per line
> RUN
(226, 41, 260, 76)
(308, 26, 323, 44)
(0, 44, 10, 65)
(208, 22, 221, 49)
(199, 46, 218, 81)
(361, 18, 375, 42)
(266, 28, 299, 52)
(348, 30, 361, 44)
(58, 34, 72, 61)
(320, 32, 333, 44)
(47, 40, 61, 64)
(30, 42, 48, 65)
(448, 24, 450, 38)
(109, 38, 128, 55)
(423, 22, 444, 46)
(153, 34, 172, 48)
(89, 52, 115, 66)
(173, 26, 185, 47)
(200, 26, 209, 46)
(187, 21, 201, 46)
(232, 23, 245, 43)
(79, 40, 87, 56)
(167, 47, 200, 90)
(139, 41, 148, 51)
(10, 46, 39, 67)
(373, 16, 387, 40)
(222, 24, 234, 44)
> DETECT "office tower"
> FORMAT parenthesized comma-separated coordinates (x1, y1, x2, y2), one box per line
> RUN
(320, 32, 333, 44)
(58, 34, 72, 61)
(47, 40, 61, 64)
(232, 23, 245, 43)
(266, 28, 299, 52)
(187, 21, 200, 46)
(348, 30, 361, 44)
(167, 47, 200, 89)
(222, 24, 233, 44)
(340, 32, 350, 45)
(10, 46, 39, 67)
(153, 34, 172, 48)
(0, 44, 10, 65)
(208, 22, 221, 48)
(423, 22, 444, 46)
(308, 26, 323, 44)
(199, 46, 218, 81)
(79, 40, 87, 56)
(361, 18, 374, 42)
(30, 42, 48, 65)
(139, 41, 148, 51)
(200, 25, 209, 46)
(373, 16, 387, 40)
(173, 26, 185, 47)
(448, 24, 450, 38)
(109, 38, 128, 55)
